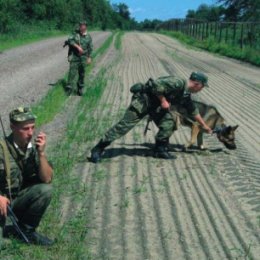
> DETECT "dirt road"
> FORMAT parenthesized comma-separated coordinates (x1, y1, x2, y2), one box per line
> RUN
(0, 31, 111, 124)
(68, 32, 260, 259)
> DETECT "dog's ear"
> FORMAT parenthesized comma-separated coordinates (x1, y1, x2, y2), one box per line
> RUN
(226, 126, 232, 132)
(232, 125, 239, 131)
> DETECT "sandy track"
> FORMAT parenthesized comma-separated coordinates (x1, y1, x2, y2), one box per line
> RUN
(71, 32, 260, 260)
(0, 31, 111, 125)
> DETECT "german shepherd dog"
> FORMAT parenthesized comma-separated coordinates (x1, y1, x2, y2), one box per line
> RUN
(171, 101, 238, 150)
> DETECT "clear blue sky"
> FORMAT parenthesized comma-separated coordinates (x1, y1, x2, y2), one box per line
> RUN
(111, 0, 216, 21)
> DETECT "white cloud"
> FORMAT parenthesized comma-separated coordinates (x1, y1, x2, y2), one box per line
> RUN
(129, 7, 146, 14)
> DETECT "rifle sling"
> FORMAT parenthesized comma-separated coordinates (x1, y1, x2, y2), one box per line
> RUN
(0, 140, 13, 201)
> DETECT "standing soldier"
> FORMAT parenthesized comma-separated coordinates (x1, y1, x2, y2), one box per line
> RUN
(66, 21, 93, 96)
(91, 72, 212, 163)
(0, 107, 54, 246)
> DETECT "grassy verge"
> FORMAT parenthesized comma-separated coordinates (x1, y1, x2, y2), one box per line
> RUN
(159, 30, 260, 67)
(114, 31, 125, 50)
(0, 26, 66, 52)
(33, 32, 115, 126)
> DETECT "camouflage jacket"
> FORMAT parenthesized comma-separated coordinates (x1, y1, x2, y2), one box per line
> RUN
(148, 76, 199, 117)
(67, 32, 93, 61)
(0, 134, 41, 198)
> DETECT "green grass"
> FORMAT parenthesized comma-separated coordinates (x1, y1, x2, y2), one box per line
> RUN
(0, 25, 66, 52)
(159, 30, 260, 67)
(32, 32, 115, 127)
(114, 31, 125, 50)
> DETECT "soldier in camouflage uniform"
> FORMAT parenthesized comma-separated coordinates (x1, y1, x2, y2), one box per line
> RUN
(91, 72, 212, 163)
(66, 21, 93, 96)
(0, 107, 54, 246)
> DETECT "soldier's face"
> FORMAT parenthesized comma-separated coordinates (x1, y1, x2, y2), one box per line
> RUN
(80, 25, 87, 34)
(11, 120, 35, 147)
(188, 80, 204, 93)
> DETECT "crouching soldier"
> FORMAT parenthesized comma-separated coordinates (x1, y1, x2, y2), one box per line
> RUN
(91, 72, 212, 163)
(0, 107, 54, 246)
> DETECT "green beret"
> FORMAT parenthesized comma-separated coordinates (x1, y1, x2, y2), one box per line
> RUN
(9, 107, 37, 123)
(190, 72, 209, 87)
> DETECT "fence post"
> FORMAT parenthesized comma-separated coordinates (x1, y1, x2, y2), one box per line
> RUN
(225, 24, 228, 43)
(219, 22, 222, 43)
(214, 22, 218, 40)
(240, 23, 244, 49)
(202, 22, 205, 40)
(206, 22, 209, 39)
(232, 22, 236, 46)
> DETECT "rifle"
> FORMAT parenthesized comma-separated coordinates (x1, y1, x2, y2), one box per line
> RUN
(144, 116, 152, 136)
(7, 205, 30, 244)
(0, 116, 30, 244)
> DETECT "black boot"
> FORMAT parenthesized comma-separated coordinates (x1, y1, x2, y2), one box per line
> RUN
(154, 140, 177, 159)
(66, 85, 73, 96)
(77, 88, 83, 96)
(4, 224, 54, 246)
(91, 139, 111, 163)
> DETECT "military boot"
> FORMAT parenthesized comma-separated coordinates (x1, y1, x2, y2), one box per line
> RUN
(91, 139, 111, 163)
(77, 88, 83, 96)
(154, 140, 177, 159)
(66, 85, 73, 96)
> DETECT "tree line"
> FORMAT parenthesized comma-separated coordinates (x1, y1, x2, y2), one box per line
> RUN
(0, 0, 136, 33)
(140, 0, 260, 31)
(1, 0, 259, 34)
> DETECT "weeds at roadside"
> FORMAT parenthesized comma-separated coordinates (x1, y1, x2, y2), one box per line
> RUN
(114, 31, 125, 50)
(160, 30, 260, 67)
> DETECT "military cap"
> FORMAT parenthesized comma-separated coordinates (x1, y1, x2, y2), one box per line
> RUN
(189, 72, 209, 87)
(79, 21, 87, 26)
(9, 107, 37, 123)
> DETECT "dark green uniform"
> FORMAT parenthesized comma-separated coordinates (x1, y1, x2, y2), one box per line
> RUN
(67, 32, 93, 92)
(0, 107, 54, 246)
(91, 76, 200, 162)
(0, 134, 52, 233)
(102, 76, 199, 143)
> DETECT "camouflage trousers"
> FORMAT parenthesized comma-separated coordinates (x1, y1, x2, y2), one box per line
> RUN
(0, 183, 52, 240)
(67, 60, 87, 90)
(102, 93, 177, 143)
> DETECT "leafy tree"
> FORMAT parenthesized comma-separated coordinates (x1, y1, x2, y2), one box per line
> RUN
(217, 0, 260, 21)
(186, 4, 225, 21)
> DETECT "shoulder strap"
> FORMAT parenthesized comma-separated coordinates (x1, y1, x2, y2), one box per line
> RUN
(5, 140, 23, 171)
(0, 140, 12, 200)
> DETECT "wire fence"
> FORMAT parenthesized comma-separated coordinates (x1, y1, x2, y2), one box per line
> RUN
(157, 19, 260, 50)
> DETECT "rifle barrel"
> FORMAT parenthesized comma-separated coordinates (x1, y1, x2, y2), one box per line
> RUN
(7, 205, 30, 244)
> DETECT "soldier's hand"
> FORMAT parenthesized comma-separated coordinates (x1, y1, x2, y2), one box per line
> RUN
(161, 100, 170, 110)
(78, 46, 84, 55)
(35, 132, 47, 155)
(87, 57, 92, 65)
(0, 196, 10, 217)
(204, 125, 213, 134)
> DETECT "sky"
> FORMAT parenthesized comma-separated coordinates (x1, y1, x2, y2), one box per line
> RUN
(111, 0, 216, 22)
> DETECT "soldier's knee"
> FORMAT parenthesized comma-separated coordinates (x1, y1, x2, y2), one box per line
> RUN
(37, 184, 53, 201)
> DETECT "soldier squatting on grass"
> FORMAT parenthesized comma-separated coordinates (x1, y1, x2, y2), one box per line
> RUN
(0, 107, 54, 247)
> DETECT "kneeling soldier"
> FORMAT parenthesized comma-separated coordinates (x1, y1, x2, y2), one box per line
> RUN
(91, 72, 212, 163)
(0, 107, 54, 246)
